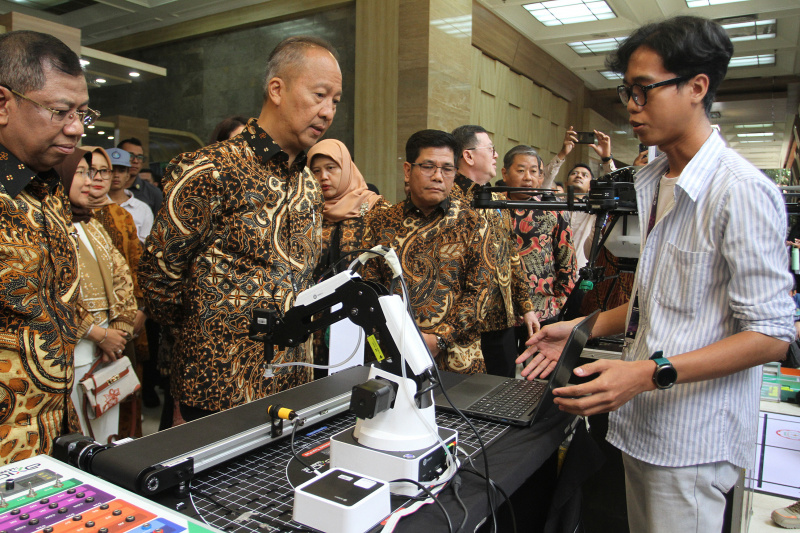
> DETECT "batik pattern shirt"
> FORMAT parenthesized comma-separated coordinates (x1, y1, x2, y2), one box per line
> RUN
(451, 175, 534, 332)
(511, 207, 576, 320)
(139, 119, 323, 412)
(0, 144, 81, 464)
(361, 198, 489, 374)
(313, 197, 391, 281)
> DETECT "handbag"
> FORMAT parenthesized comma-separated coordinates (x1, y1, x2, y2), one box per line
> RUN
(80, 355, 141, 419)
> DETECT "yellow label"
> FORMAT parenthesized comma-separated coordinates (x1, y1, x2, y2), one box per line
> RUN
(367, 334, 385, 362)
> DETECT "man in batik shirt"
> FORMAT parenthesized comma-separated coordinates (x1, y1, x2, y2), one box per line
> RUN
(361, 130, 489, 374)
(501, 145, 576, 323)
(451, 125, 537, 378)
(139, 36, 342, 421)
(0, 31, 96, 463)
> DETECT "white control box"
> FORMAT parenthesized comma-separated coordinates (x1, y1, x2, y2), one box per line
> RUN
(293, 468, 390, 533)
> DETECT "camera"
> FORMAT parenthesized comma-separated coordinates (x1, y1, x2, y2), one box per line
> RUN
(587, 166, 638, 214)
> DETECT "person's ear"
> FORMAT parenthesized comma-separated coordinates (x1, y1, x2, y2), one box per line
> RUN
(688, 73, 709, 106)
(266, 77, 284, 106)
(0, 86, 12, 126)
(403, 161, 412, 184)
(501, 167, 509, 181)
(462, 149, 475, 167)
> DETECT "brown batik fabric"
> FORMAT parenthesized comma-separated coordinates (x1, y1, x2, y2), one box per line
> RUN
(313, 197, 391, 281)
(451, 175, 534, 332)
(0, 144, 81, 464)
(139, 119, 323, 412)
(361, 198, 489, 374)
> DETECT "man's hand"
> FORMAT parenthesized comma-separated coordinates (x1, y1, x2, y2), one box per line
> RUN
(557, 127, 578, 160)
(522, 310, 540, 339)
(550, 358, 656, 416)
(422, 333, 441, 357)
(633, 150, 649, 166)
(590, 130, 611, 160)
(133, 310, 147, 337)
(515, 318, 580, 379)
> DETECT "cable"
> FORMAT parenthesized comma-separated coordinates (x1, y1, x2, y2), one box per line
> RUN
(268, 327, 363, 371)
(289, 418, 318, 475)
(460, 468, 517, 533)
(451, 474, 468, 532)
(390, 478, 453, 533)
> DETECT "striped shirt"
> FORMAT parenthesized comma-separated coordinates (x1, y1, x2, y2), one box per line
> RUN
(607, 131, 795, 469)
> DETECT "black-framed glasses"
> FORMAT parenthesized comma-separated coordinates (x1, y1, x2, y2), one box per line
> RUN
(411, 162, 457, 179)
(128, 153, 146, 162)
(1, 84, 100, 126)
(75, 168, 110, 180)
(467, 145, 497, 156)
(616, 76, 689, 107)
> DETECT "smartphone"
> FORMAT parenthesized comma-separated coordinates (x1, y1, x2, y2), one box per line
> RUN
(576, 131, 597, 144)
(638, 143, 647, 153)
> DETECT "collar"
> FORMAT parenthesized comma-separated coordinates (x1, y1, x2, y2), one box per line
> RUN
(242, 117, 308, 170)
(454, 173, 475, 195)
(0, 143, 60, 198)
(635, 130, 721, 203)
(402, 196, 450, 217)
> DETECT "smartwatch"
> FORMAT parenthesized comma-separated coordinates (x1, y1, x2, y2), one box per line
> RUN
(650, 351, 677, 389)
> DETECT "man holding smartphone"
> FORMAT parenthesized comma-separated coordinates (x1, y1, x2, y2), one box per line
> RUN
(519, 16, 794, 532)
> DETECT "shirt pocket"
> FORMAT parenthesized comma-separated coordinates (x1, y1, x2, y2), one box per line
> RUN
(652, 241, 712, 315)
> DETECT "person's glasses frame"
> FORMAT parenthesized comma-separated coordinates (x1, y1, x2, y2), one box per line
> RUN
(411, 162, 457, 179)
(466, 145, 497, 156)
(128, 153, 146, 162)
(75, 168, 111, 181)
(616, 76, 690, 107)
(1, 84, 100, 126)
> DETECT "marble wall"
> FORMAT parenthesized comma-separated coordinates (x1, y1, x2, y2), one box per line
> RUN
(87, 5, 356, 165)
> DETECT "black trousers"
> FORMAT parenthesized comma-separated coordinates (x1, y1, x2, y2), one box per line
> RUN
(480, 327, 518, 378)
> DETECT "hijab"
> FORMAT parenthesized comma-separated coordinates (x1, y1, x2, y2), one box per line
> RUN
(55, 147, 93, 223)
(307, 139, 381, 223)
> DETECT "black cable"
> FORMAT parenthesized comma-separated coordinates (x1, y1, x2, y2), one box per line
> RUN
(391, 478, 453, 533)
(289, 419, 315, 473)
(460, 468, 517, 533)
(451, 474, 468, 532)
(190, 486, 315, 532)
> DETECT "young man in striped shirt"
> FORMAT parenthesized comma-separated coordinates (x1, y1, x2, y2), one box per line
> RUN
(518, 16, 794, 533)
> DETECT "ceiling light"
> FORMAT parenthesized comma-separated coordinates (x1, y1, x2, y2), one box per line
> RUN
(107, 136, 115, 140)
(734, 123, 773, 128)
(523, 0, 615, 26)
(687, 0, 750, 7)
(718, 17, 776, 42)
(729, 54, 776, 67)
(613, 130, 627, 135)
(129, 72, 140, 78)
(87, 125, 95, 129)
(737, 132, 773, 137)
(568, 36, 627, 56)
(97, 131, 105, 135)
(79, 59, 90, 67)
(599, 70, 623, 80)
(739, 139, 772, 143)
(95, 78, 106, 84)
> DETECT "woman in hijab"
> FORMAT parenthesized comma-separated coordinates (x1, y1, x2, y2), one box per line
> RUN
(60, 147, 138, 443)
(307, 139, 389, 280)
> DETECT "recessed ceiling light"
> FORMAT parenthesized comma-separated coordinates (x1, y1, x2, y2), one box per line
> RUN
(613, 130, 627, 135)
(79, 59, 90, 67)
(81, 134, 86, 137)
(729, 54, 776, 67)
(734, 123, 774, 128)
(97, 131, 105, 135)
(107, 136, 115, 140)
(718, 17, 776, 42)
(523, 0, 615, 26)
(129, 72, 140, 78)
(599, 70, 623, 80)
(687, 0, 749, 7)
(568, 36, 627, 56)
(95, 78, 106, 84)
(87, 125, 95, 129)
(739, 139, 772, 143)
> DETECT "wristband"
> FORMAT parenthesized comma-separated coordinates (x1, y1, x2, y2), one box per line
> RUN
(601, 155, 612, 163)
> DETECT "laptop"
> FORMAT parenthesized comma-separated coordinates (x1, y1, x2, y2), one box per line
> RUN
(434, 311, 599, 427)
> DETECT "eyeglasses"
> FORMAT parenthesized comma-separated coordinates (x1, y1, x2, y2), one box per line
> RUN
(617, 76, 689, 107)
(411, 162, 457, 179)
(128, 153, 146, 162)
(76, 168, 111, 180)
(467, 145, 497, 156)
(1, 84, 100, 126)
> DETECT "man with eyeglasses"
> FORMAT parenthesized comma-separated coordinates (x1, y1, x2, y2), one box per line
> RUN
(450, 125, 537, 378)
(361, 129, 490, 373)
(518, 17, 794, 532)
(0, 31, 99, 463)
(117, 138, 162, 219)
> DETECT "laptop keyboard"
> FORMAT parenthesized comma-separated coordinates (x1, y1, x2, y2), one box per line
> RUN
(467, 379, 546, 418)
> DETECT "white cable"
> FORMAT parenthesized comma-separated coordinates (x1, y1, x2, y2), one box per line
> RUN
(265, 328, 363, 375)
